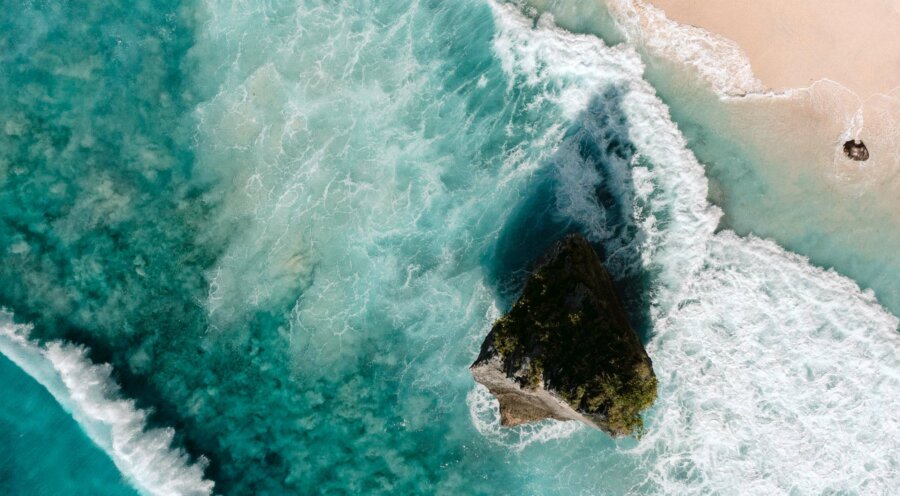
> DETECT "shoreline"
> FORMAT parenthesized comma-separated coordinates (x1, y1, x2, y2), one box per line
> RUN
(648, 0, 900, 99)
(579, 0, 900, 314)
(608, 0, 900, 205)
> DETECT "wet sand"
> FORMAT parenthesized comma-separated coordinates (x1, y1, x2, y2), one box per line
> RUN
(649, 0, 900, 98)
(524, 0, 900, 310)
(604, 0, 900, 209)
(563, 0, 900, 312)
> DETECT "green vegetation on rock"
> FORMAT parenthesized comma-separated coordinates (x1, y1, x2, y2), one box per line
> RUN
(483, 234, 657, 437)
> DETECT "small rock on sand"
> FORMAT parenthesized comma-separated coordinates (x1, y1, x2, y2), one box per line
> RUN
(843, 140, 869, 161)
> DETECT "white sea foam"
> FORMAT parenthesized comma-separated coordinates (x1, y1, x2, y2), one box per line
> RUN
(467, 383, 584, 451)
(492, 5, 643, 119)
(0, 311, 214, 496)
(490, 1, 717, 283)
(606, 0, 900, 107)
(640, 233, 900, 495)
(605, 0, 764, 97)
(483, 3, 900, 493)
(466, 298, 585, 450)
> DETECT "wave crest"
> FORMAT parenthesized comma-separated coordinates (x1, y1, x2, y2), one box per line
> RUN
(486, 3, 900, 493)
(606, 0, 765, 97)
(0, 311, 214, 496)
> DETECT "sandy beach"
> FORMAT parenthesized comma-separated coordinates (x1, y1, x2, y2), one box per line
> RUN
(649, 0, 900, 98)
(530, 0, 900, 312)
(601, 0, 900, 212)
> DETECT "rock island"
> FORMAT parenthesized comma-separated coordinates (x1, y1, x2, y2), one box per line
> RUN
(471, 234, 657, 437)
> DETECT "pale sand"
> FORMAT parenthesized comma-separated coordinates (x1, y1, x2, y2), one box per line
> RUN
(524, 0, 900, 229)
(600, 0, 900, 215)
(558, 0, 900, 306)
(649, 0, 900, 98)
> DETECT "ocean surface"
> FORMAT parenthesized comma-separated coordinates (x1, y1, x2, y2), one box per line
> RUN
(0, 1, 898, 495)
(0, 353, 137, 496)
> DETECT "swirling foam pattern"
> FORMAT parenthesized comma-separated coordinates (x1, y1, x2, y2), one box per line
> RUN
(0, 0, 897, 495)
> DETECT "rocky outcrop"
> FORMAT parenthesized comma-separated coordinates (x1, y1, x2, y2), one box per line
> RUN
(471, 234, 657, 437)
(843, 139, 869, 161)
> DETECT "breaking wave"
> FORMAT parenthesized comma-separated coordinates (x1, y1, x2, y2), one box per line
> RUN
(0, 311, 214, 496)
(1, 1, 897, 494)
(485, 3, 900, 493)
(467, 384, 584, 451)
(604, 0, 764, 97)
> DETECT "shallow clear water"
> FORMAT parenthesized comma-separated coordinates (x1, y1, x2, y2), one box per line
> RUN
(0, 355, 137, 496)
(0, 1, 898, 495)
(526, 0, 900, 316)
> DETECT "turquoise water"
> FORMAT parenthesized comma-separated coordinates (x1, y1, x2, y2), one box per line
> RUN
(0, 1, 898, 495)
(0, 355, 137, 496)
(640, 62, 900, 317)
(524, 0, 900, 317)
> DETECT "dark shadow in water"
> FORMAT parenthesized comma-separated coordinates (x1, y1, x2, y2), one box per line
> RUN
(0, 3, 535, 493)
(485, 87, 655, 343)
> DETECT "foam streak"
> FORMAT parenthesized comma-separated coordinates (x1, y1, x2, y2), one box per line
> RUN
(0, 312, 214, 496)
(488, 4, 900, 493)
